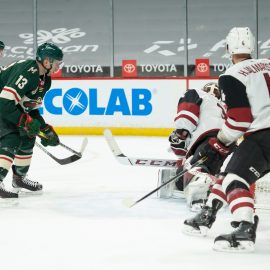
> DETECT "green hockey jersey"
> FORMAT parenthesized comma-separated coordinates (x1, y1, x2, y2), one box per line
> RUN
(0, 59, 51, 128)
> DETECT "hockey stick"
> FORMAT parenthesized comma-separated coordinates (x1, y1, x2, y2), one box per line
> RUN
(104, 129, 179, 168)
(124, 156, 207, 208)
(35, 137, 88, 165)
(38, 132, 82, 157)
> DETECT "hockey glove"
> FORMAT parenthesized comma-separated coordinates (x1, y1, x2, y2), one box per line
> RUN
(40, 124, 60, 147)
(169, 129, 190, 157)
(196, 137, 231, 171)
(18, 113, 41, 137)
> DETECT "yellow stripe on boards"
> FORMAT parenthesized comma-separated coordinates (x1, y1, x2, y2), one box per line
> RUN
(54, 127, 174, 136)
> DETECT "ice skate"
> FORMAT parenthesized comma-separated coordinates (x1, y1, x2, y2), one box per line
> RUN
(213, 215, 259, 253)
(182, 199, 223, 236)
(0, 182, 18, 199)
(12, 166, 43, 193)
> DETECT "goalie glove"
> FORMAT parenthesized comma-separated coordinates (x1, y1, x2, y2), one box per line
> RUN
(40, 124, 60, 147)
(18, 113, 41, 137)
(169, 129, 190, 157)
(196, 137, 231, 171)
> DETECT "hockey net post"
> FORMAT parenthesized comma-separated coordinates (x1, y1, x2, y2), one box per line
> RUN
(251, 173, 270, 210)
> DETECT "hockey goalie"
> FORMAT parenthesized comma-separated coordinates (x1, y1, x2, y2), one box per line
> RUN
(158, 82, 226, 210)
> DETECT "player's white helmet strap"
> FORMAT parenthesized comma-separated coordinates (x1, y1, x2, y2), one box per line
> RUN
(226, 27, 255, 55)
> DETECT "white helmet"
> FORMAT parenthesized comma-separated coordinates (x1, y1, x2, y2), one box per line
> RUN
(226, 27, 255, 55)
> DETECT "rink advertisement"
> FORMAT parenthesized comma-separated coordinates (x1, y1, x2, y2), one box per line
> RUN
(40, 78, 186, 135)
(40, 78, 216, 135)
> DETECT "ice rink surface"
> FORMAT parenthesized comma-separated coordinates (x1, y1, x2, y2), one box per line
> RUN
(1, 135, 270, 270)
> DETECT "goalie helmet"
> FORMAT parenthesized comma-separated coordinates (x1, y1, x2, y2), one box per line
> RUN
(36, 42, 63, 62)
(226, 27, 255, 55)
(0, 41, 5, 49)
(202, 82, 221, 99)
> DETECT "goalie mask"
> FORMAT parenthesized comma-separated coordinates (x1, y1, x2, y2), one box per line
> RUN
(202, 82, 221, 100)
(226, 27, 255, 55)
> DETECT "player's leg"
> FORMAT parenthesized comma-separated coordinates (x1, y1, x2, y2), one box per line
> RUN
(182, 154, 232, 235)
(12, 135, 43, 192)
(183, 164, 215, 210)
(0, 133, 21, 198)
(182, 174, 226, 236)
(213, 132, 270, 252)
(183, 139, 228, 210)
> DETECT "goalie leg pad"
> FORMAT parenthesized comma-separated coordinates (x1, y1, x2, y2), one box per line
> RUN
(184, 168, 213, 210)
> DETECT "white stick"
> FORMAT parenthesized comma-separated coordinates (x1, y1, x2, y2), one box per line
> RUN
(103, 129, 179, 168)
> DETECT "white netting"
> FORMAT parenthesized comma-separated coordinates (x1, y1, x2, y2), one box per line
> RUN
(254, 173, 270, 210)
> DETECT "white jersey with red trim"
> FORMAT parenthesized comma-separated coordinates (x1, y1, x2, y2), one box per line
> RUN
(174, 89, 225, 152)
(219, 58, 270, 144)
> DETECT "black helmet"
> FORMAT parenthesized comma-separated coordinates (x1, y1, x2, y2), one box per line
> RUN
(202, 82, 221, 99)
(36, 42, 63, 62)
(0, 41, 5, 49)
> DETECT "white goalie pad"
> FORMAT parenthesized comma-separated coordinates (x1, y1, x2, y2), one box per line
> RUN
(184, 168, 214, 210)
(157, 169, 185, 199)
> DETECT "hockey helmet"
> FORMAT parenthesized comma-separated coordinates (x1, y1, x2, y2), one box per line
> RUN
(202, 82, 221, 99)
(36, 42, 63, 62)
(226, 27, 255, 55)
(0, 41, 5, 49)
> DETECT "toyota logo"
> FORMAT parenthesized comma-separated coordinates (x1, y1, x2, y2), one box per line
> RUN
(197, 63, 208, 72)
(124, 63, 136, 73)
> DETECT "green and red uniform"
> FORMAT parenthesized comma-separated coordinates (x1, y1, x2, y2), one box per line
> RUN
(0, 59, 51, 179)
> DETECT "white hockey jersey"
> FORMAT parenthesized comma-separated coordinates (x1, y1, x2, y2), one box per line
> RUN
(174, 88, 225, 155)
(219, 58, 270, 144)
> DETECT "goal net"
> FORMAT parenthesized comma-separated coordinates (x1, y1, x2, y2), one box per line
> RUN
(253, 173, 270, 210)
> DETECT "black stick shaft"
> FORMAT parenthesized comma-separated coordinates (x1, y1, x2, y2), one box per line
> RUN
(129, 157, 207, 208)
(59, 142, 82, 157)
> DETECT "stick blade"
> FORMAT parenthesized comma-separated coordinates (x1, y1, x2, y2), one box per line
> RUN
(103, 129, 122, 156)
(122, 197, 136, 208)
(80, 137, 88, 154)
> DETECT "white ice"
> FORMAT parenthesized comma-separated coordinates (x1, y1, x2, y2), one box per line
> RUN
(1, 135, 270, 270)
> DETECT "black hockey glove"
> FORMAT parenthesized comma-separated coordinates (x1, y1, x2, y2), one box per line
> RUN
(18, 113, 41, 137)
(40, 124, 60, 147)
(195, 137, 231, 170)
(169, 129, 190, 157)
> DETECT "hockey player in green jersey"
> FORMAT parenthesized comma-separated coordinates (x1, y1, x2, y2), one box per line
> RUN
(0, 41, 5, 58)
(0, 42, 63, 198)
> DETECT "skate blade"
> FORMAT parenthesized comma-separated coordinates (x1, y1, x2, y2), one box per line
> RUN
(17, 190, 43, 197)
(213, 240, 255, 253)
(0, 198, 19, 207)
(182, 224, 208, 237)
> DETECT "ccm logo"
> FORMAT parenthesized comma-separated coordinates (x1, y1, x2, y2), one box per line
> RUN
(249, 166, 260, 178)
(213, 142, 229, 154)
